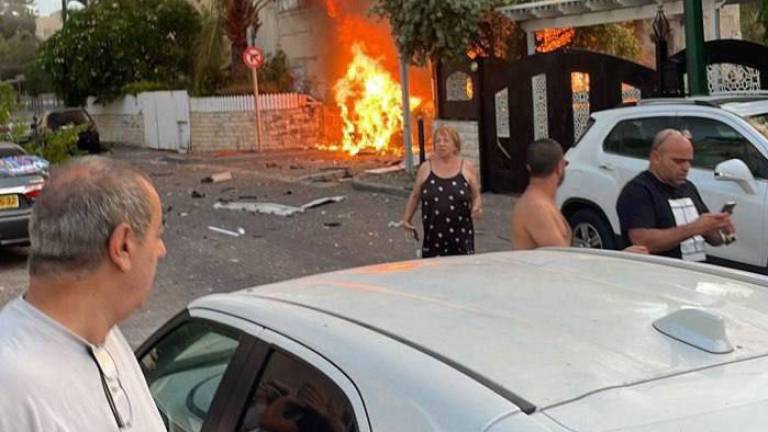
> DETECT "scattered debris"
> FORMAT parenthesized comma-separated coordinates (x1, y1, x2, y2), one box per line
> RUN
(238, 195, 260, 200)
(289, 164, 304, 170)
(208, 226, 241, 237)
(214, 201, 303, 217)
(365, 164, 405, 175)
(220, 187, 236, 194)
(201, 171, 233, 184)
(324, 222, 342, 228)
(284, 190, 293, 195)
(388, 220, 404, 228)
(179, 212, 189, 217)
(297, 169, 348, 183)
(165, 205, 173, 213)
(229, 258, 240, 263)
(301, 195, 346, 210)
(191, 190, 206, 199)
(265, 162, 279, 168)
(214, 195, 346, 217)
(150, 172, 174, 177)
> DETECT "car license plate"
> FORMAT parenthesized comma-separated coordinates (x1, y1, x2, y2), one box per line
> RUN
(0, 194, 19, 210)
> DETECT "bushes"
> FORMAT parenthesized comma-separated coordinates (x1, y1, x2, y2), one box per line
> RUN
(22, 126, 85, 164)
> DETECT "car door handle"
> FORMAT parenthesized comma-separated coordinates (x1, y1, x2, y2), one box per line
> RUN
(599, 163, 616, 171)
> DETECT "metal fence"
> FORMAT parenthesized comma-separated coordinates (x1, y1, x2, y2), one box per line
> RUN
(189, 93, 315, 113)
(20, 94, 65, 115)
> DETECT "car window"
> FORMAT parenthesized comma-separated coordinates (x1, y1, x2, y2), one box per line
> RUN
(0, 147, 25, 158)
(141, 321, 241, 432)
(239, 350, 358, 432)
(747, 113, 768, 142)
(603, 117, 677, 159)
(679, 116, 768, 179)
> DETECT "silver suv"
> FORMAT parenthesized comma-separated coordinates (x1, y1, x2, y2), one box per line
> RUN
(557, 96, 768, 270)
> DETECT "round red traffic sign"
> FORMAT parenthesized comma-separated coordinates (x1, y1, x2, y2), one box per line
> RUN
(243, 46, 265, 70)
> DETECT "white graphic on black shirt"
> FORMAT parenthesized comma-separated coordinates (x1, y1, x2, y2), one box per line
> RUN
(669, 197, 706, 262)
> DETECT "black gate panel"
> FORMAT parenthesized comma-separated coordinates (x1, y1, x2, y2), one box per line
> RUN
(666, 39, 768, 93)
(478, 50, 655, 193)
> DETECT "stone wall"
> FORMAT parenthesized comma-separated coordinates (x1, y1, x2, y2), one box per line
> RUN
(432, 119, 480, 168)
(90, 114, 144, 147)
(190, 106, 322, 153)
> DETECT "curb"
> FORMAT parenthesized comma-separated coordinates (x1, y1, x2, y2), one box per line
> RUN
(351, 177, 411, 198)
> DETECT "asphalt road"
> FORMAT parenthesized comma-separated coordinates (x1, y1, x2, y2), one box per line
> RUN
(0, 148, 516, 347)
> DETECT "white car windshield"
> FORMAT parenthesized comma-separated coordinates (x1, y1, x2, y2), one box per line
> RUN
(747, 113, 768, 140)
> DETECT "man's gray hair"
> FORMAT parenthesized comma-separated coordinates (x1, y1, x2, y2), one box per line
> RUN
(28, 156, 154, 278)
(651, 129, 692, 153)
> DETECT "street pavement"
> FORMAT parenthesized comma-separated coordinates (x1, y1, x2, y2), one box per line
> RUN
(0, 146, 517, 347)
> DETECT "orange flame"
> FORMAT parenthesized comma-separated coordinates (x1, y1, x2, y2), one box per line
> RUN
(324, 0, 338, 18)
(334, 44, 421, 156)
(536, 28, 575, 52)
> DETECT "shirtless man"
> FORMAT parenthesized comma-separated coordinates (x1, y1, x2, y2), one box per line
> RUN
(511, 138, 647, 253)
(511, 138, 572, 249)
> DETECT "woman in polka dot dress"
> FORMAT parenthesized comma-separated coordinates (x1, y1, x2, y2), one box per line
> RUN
(402, 126, 482, 258)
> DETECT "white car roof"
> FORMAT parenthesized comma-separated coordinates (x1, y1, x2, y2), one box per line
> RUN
(191, 249, 768, 411)
(591, 97, 768, 120)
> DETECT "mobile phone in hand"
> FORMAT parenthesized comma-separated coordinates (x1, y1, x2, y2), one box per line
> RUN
(721, 201, 736, 215)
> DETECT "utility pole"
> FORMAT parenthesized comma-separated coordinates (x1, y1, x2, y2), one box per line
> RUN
(684, 0, 708, 95)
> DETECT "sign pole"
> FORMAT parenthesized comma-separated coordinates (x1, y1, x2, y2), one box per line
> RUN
(252, 68, 263, 152)
(399, 55, 414, 175)
(245, 26, 264, 152)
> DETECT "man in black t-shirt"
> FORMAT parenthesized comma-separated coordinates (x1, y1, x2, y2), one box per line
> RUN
(616, 129, 734, 261)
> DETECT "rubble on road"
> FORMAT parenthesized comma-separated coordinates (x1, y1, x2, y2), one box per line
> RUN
(214, 201, 304, 217)
(201, 171, 233, 183)
(300, 196, 345, 210)
(213, 195, 347, 217)
(208, 226, 243, 237)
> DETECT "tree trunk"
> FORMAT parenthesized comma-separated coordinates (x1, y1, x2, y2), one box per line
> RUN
(231, 40, 248, 82)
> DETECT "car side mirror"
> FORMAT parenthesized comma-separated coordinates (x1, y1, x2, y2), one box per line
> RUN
(714, 158, 757, 195)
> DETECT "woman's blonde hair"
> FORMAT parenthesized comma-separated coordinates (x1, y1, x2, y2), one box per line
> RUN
(433, 126, 462, 154)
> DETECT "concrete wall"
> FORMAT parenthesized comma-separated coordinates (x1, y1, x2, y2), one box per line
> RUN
(189, 106, 322, 153)
(432, 119, 480, 169)
(91, 114, 145, 147)
(87, 96, 145, 147)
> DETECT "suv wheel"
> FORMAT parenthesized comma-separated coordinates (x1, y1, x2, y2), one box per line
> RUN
(567, 209, 616, 250)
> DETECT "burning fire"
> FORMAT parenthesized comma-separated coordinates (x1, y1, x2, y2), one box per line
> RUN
(536, 28, 576, 53)
(324, 0, 338, 18)
(333, 44, 421, 156)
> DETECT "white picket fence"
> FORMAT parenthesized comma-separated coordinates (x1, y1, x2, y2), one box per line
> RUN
(189, 93, 312, 113)
(20, 94, 65, 114)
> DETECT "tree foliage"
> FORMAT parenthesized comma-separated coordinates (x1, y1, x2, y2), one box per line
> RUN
(37, 0, 201, 105)
(573, 23, 640, 61)
(191, 1, 226, 96)
(0, 83, 18, 126)
(371, 0, 496, 65)
(0, 0, 38, 80)
(758, 0, 768, 44)
(223, 0, 258, 81)
(0, 0, 35, 39)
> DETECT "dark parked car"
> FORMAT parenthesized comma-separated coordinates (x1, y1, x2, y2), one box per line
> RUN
(39, 108, 101, 153)
(0, 142, 46, 246)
